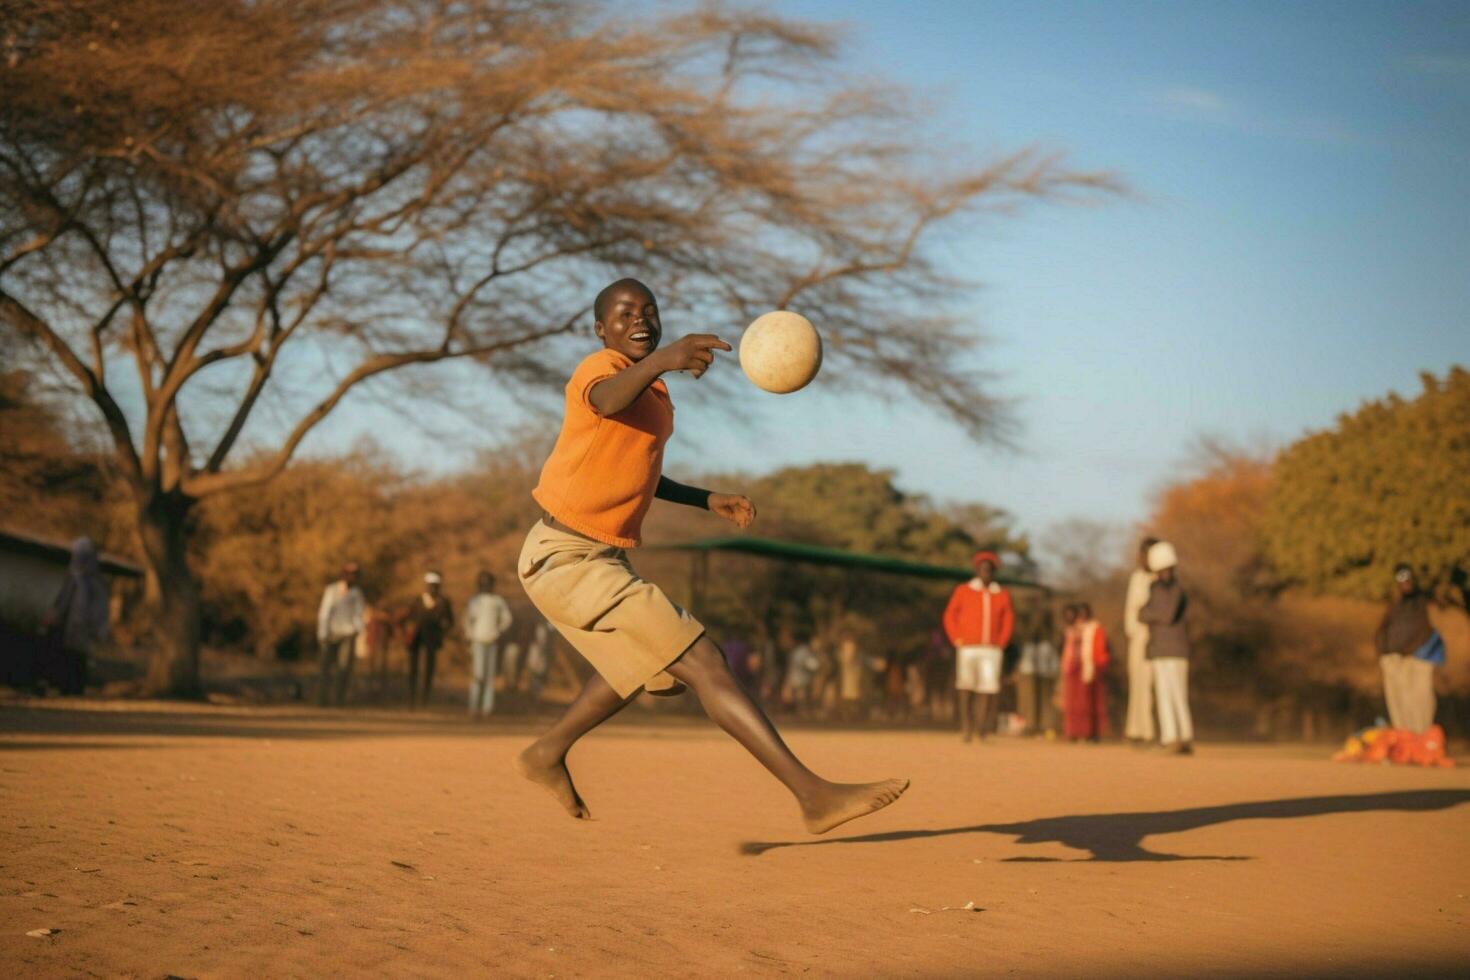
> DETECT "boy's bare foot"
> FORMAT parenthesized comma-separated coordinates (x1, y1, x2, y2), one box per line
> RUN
(801, 778, 910, 835)
(514, 743, 590, 820)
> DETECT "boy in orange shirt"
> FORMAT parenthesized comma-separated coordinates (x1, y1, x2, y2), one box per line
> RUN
(515, 278, 908, 834)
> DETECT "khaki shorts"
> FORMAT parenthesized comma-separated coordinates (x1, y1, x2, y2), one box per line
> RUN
(517, 520, 704, 698)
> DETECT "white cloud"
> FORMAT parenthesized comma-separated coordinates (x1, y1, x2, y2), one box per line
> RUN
(1154, 86, 1232, 114)
(1143, 84, 1366, 148)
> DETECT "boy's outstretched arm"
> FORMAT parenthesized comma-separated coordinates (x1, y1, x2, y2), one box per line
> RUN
(656, 475, 756, 529)
(588, 334, 731, 416)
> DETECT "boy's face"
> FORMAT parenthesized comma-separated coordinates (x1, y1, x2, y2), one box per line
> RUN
(595, 284, 661, 361)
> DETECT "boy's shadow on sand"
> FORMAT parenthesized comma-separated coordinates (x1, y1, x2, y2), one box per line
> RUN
(741, 789, 1470, 862)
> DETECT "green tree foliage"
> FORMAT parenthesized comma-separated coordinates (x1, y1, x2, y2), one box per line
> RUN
(1264, 367, 1470, 600)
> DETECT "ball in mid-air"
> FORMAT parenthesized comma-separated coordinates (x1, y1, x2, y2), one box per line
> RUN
(739, 311, 822, 394)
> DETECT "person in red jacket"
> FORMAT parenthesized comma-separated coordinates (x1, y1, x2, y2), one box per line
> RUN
(942, 551, 1015, 742)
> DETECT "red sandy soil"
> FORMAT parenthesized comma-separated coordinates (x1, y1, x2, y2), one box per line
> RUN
(2, 700, 1467, 978)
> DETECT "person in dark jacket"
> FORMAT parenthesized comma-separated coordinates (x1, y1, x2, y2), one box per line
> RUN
(1139, 540, 1194, 755)
(1374, 563, 1442, 733)
(42, 537, 110, 695)
(406, 571, 454, 707)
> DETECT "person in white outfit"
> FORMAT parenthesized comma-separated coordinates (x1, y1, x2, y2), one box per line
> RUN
(316, 562, 366, 706)
(1123, 536, 1158, 743)
(464, 570, 514, 717)
(1139, 541, 1194, 755)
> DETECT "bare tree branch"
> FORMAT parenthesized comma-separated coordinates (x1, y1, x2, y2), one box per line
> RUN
(183, 319, 578, 497)
(0, 288, 142, 482)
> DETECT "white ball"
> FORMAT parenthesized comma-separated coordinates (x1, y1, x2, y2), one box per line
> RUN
(739, 311, 822, 394)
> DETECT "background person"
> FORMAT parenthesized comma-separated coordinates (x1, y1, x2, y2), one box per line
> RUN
(1123, 536, 1158, 743)
(781, 634, 822, 716)
(525, 619, 553, 707)
(1140, 541, 1194, 755)
(1061, 602, 1109, 742)
(464, 570, 514, 718)
(42, 537, 110, 695)
(406, 571, 454, 708)
(1374, 563, 1443, 733)
(942, 550, 1015, 742)
(1017, 608, 1060, 736)
(315, 562, 365, 706)
(360, 604, 394, 700)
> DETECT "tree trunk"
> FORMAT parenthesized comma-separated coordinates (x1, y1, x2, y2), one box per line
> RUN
(135, 490, 204, 698)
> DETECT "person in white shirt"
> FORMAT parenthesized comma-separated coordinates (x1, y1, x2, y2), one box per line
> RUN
(1122, 536, 1158, 743)
(464, 570, 514, 717)
(316, 562, 366, 706)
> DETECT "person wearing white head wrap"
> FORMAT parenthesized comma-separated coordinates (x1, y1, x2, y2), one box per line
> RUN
(1139, 540, 1194, 754)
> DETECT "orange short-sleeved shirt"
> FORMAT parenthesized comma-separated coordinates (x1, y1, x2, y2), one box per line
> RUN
(531, 348, 674, 548)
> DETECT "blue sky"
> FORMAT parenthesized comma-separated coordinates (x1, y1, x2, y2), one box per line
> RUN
(332, 0, 1469, 539)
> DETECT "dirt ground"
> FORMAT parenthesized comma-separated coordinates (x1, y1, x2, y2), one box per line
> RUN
(2, 700, 1467, 978)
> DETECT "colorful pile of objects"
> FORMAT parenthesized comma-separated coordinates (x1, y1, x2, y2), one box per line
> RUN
(1332, 725, 1455, 767)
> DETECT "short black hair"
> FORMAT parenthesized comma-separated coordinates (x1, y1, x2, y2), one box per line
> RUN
(594, 278, 655, 323)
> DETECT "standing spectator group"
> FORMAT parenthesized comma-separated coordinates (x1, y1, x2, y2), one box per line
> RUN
(309, 564, 547, 714)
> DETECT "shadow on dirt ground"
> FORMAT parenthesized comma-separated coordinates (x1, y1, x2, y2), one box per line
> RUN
(741, 789, 1470, 861)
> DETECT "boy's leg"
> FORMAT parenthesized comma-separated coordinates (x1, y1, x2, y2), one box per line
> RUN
(516, 671, 637, 819)
(664, 636, 908, 835)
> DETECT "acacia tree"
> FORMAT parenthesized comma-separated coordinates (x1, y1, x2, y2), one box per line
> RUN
(1, 0, 1112, 695)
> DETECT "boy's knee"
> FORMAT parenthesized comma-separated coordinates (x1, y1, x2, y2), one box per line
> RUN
(671, 637, 729, 685)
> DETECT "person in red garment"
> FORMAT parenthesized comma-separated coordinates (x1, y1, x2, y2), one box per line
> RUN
(942, 551, 1015, 742)
(1061, 601, 1110, 742)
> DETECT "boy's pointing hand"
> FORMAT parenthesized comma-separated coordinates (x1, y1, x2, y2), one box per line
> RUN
(710, 493, 756, 529)
(658, 334, 731, 378)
